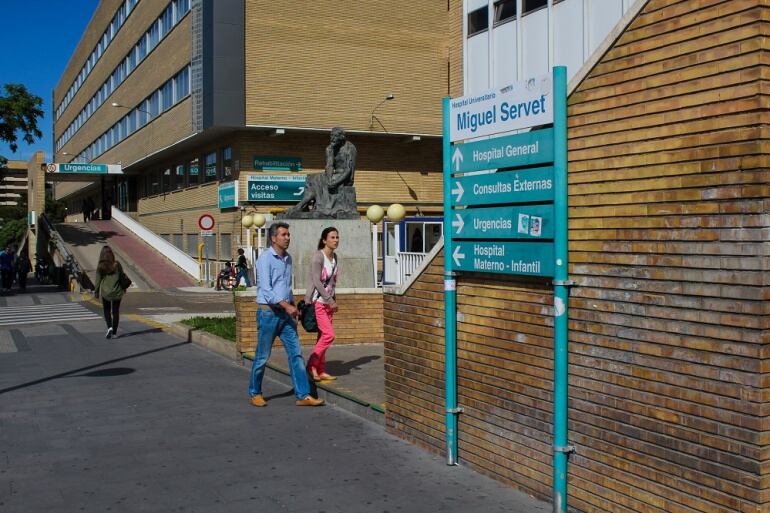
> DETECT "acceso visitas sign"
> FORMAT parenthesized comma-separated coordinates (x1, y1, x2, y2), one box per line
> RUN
(449, 74, 553, 142)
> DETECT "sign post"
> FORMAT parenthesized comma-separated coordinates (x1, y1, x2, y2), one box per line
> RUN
(443, 68, 571, 513)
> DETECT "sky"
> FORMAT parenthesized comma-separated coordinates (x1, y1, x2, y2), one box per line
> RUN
(0, 0, 100, 162)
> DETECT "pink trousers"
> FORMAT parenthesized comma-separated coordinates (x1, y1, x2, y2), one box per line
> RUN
(307, 302, 335, 375)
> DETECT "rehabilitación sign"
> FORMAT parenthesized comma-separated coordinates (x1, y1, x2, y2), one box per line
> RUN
(246, 175, 306, 202)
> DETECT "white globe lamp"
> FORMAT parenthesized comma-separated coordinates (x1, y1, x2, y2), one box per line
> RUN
(387, 203, 406, 222)
(366, 204, 385, 223)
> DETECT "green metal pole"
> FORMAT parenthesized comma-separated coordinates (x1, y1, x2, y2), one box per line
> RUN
(552, 66, 572, 513)
(442, 97, 459, 465)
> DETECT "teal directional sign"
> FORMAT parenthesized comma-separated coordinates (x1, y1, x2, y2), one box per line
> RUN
(450, 241, 554, 277)
(450, 129, 554, 173)
(451, 166, 554, 207)
(218, 180, 239, 209)
(451, 204, 553, 239)
(46, 163, 123, 175)
(247, 175, 306, 202)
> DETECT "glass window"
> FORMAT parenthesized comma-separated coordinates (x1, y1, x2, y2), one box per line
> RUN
(186, 234, 199, 257)
(222, 147, 233, 179)
(205, 152, 217, 182)
(162, 5, 174, 35)
(175, 164, 185, 189)
(220, 234, 232, 261)
(174, 67, 190, 100)
(148, 20, 160, 48)
(148, 91, 160, 118)
(172, 234, 183, 250)
(189, 157, 200, 185)
(161, 79, 173, 111)
(494, 0, 516, 24)
(162, 168, 172, 193)
(468, 7, 489, 36)
(523, 0, 548, 14)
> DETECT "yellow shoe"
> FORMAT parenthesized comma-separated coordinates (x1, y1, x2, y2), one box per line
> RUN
(318, 374, 336, 381)
(295, 396, 324, 407)
(249, 394, 267, 407)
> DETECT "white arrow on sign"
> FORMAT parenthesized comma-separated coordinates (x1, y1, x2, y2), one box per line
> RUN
(451, 213, 464, 234)
(452, 245, 465, 267)
(452, 146, 464, 172)
(451, 181, 464, 203)
(293, 187, 305, 196)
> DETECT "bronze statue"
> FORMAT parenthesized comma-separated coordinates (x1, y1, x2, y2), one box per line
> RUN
(279, 127, 359, 219)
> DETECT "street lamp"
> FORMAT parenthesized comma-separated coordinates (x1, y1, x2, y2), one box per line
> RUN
(369, 93, 395, 131)
(366, 203, 405, 286)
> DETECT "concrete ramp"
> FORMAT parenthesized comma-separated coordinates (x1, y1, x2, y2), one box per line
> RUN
(56, 221, 196, 290)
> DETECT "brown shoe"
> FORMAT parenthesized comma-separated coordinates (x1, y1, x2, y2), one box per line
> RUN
(295, 396, 324, 407)
(250, 394, 267, 407)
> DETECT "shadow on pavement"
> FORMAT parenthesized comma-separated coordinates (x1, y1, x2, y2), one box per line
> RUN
(325, 355, 381, 377)
(55, 223, 118, 248)
(69, 367, 136, 378)
(0, 340, 190, 395)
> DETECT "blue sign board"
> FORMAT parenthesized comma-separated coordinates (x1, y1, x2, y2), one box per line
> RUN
(451, 204, 553, 239)
(218, 180, 239, 209)
(450, 129, 554, 173)
(450, 241, 554, 277)
(451, 166, 554, 208)
(247, 175, 306, 202)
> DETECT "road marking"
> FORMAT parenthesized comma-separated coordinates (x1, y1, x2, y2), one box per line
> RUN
(0, 303, 101, 327)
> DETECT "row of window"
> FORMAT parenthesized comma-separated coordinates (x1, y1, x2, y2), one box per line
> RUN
(468, 0, 562, 36)
(56, 0, 191, 152)
(160, 233, 232, 260)
(72, 65, 191, 163)
(143, 147, 234, 196)
(56, 0, 140, 120)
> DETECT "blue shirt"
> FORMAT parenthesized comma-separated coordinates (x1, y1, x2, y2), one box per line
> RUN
(0, 251, 13, 271)
(256, 246, 294, 305)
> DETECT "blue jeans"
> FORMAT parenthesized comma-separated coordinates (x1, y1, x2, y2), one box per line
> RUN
(248, 308, 310, 400)
(236, 268, 251, 287)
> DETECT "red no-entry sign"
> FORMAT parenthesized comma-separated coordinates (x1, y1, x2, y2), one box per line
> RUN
(198, 214, 215, 231)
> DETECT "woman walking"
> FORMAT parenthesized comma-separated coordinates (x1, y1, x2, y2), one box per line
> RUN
(94, 246, 126, 339)
(305, 227, 339, 382)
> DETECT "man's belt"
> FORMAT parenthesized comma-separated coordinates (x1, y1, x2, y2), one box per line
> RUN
(257, 303, 292, 311)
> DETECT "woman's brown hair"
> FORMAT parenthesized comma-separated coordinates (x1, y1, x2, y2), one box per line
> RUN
(96, 246, 118, 275)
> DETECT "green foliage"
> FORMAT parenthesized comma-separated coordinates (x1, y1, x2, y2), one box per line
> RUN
(0, 218, 26, 249)
(44, 192, 67, 223)
(0, 84, 43, 152)
(180, 316, 236, 342)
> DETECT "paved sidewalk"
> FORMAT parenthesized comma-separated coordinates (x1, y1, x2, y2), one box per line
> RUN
(0, 289, 550, 513)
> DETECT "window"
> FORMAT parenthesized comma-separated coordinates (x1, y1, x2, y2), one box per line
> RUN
(186, 234, 199, 257)
(172, 234, 183, 250)
(222, 147, 233, 179)
(189, 157, 200, 185)
(220, 234, 232, 261)
(205, 152, 217, 182)
(523, 0, 548, 14)
(175, 164, 185, 189)
(494, 0, 516, 24)
(468, 7, 489, 36)
(174, 67, 190, 100)
(163, 168, 172, 193)
(161, 79, 173, 111)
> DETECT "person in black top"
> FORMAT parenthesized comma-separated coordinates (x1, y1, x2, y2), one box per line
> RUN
(235, 248, 251, 287)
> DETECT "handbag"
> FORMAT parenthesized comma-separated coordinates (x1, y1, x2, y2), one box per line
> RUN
(118, 270, 132, 290)
(298, 256, 336, 333)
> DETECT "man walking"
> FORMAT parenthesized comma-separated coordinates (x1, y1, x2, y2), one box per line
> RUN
(248, 222, 323, 407)
(235, 248, 251, 287)
(0, 246, 15, 292)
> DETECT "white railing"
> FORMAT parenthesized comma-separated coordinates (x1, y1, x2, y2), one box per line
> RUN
(397, 251, 427, 284)
(111, 206, 200, 280)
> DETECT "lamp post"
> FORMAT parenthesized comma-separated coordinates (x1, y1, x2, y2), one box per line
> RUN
(241, 212, 266, 282)
(366, 203, 405, 287)
(369, 93, 395, 132)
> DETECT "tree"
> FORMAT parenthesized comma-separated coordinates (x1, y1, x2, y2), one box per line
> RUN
(0, 83, 44, 153)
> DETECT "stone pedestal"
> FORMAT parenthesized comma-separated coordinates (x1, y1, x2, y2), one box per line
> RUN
(267, 219, 374, 289)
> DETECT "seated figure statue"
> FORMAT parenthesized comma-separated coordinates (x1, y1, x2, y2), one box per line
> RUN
(279, 127, 359, 219)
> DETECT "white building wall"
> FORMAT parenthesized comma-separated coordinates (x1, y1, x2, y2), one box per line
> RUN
(463, 0, 638, 94)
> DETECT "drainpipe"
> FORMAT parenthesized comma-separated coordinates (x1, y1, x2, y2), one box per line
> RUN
(552, 66, 573, 513)
(442, 97, 459, 465)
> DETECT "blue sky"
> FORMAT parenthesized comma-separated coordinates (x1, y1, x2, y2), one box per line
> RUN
(0, 0, 100, 162)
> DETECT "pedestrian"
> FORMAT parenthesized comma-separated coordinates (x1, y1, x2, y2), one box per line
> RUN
(0, 246, 15, 292)
(248, 222, 324, 407)
(305, 227, 339, 382)
(86, 197, 94, 221)
(93, 246, 126, 339)
(14, 251, 31, 292)
(81, 198, 89, 222)
(235, 248, 251, 287)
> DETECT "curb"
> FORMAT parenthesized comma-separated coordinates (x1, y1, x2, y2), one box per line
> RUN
(241, 352, 386, 427)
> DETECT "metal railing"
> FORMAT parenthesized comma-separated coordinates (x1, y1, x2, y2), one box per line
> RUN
(38, 213, 88, 290)
(396, 251, 428, 285)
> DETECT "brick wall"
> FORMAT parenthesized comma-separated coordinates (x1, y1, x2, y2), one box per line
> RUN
(236, 289, 384, 353)
(385, 1, 770, 512)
